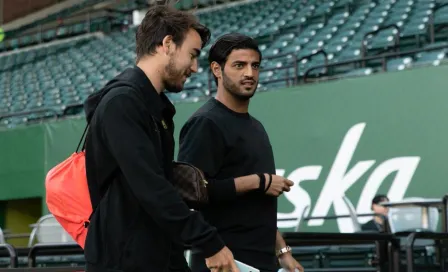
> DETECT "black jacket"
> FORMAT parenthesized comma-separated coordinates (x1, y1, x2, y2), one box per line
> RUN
(83, 66, 224, 272)
(361, 219, 383, 232)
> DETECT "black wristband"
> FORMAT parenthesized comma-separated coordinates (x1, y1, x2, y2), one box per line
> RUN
(265, 174, 273, 193)
(257, 173, 266, 193)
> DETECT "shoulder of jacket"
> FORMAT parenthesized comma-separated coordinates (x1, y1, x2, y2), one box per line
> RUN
(92, 87, 145, 120)
(105, 85, 139, 99)
(101, 86, 143, 106)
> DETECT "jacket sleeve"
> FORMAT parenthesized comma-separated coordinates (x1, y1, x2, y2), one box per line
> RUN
(178, 116, 237, 203)
(100, 93, 224, 257)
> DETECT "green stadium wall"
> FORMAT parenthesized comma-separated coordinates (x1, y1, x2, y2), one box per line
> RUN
(1, 65, 448, 234)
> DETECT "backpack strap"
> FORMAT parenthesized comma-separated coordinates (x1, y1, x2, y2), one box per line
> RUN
(76, 125, 89, 153)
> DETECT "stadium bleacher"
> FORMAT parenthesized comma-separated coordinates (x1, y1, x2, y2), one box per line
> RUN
(1, 0, 448, 128)
(1, 1, 448, 271)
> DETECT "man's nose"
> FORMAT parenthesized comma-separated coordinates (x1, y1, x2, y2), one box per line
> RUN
(244, 66, 254, 77)
(190, 59, 198, 73)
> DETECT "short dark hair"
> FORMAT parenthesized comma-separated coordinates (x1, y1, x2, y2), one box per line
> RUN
(135, 5, 211, 62)
(372, 194, 389, 205)
(208, 33, 262, 84)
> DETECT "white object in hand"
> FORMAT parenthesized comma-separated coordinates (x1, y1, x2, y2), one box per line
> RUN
(235, 260, 260, 272)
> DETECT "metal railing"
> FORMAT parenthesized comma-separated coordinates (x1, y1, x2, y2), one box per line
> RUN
(277, 212, 380, 222)
(283, 232, 400, 272)
(0, 109, 59, 123)
(404, 231, 448, 272)
(27, 243, 83, 268)
(429, 3, 448, 44)
(0, 244, 18, 268)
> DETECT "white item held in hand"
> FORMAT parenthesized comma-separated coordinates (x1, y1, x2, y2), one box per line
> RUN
(235, 260, 260, 272)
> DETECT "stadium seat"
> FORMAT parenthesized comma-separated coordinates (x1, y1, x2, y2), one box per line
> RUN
(388, 200, 440, 233)
(2, 0, 448, 126)
(291, 246, 323, 269)
(320, 245, 376, 269)
(0, 227, 5, 244)
(387, 57, 413, 71)
(28, 214, 75, 247)
(414, 42, 448, 66)
(434, 4, 448, 25)
(343, 67, 375, 78)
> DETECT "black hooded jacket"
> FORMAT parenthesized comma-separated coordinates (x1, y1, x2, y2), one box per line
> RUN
(82, 66, 224, 272)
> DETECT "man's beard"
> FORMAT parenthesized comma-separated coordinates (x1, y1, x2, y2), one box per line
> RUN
(222, 71, 257, 101)
(164, 55, 184, 93)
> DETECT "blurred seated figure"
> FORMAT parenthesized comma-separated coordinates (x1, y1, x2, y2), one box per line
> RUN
(361, 194, 389, 232)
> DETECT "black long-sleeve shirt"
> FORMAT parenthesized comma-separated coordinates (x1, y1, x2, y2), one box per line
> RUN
(178, 98, 278, 272)
(83, 67, 224, 272)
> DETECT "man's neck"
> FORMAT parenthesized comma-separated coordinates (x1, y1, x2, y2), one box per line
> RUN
(215, 88, 250, 113)
(137, 60, 164, 94)
(374, 216, 384, 225)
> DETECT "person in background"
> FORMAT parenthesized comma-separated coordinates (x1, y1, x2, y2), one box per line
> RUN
(178, 33, 304, 272)
(83, 6, 238, 272)
(361, 194, 390, 232)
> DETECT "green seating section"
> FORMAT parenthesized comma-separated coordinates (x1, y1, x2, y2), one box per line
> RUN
(2, 0, 107, 43)
(0, 18, 111, 52)
(1, 0, 448, 128)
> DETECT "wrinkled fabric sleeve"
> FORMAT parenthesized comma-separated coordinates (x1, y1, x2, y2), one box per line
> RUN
(178, 116, 237, 203)
(100, 93, 224, 257)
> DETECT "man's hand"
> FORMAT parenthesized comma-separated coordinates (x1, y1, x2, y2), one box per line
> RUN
(205, 246, 240, 272)
(279, 253, 304, 272)
(264, 174, 294, 197)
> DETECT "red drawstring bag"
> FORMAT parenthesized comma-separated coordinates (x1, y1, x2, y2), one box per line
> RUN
(45, 81, 136, 249)
(45, 127, 91, 249)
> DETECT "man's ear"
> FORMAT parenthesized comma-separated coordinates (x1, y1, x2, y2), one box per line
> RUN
(210, 61, 222, 80)
(161, 35, 174, 55)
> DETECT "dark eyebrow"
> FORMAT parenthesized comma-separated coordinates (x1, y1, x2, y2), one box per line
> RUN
(232, 61, 261, 66)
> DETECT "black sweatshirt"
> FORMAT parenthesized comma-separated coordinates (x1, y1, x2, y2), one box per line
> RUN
(83, 67, 224, 272)
(178, 98, 278, 272)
